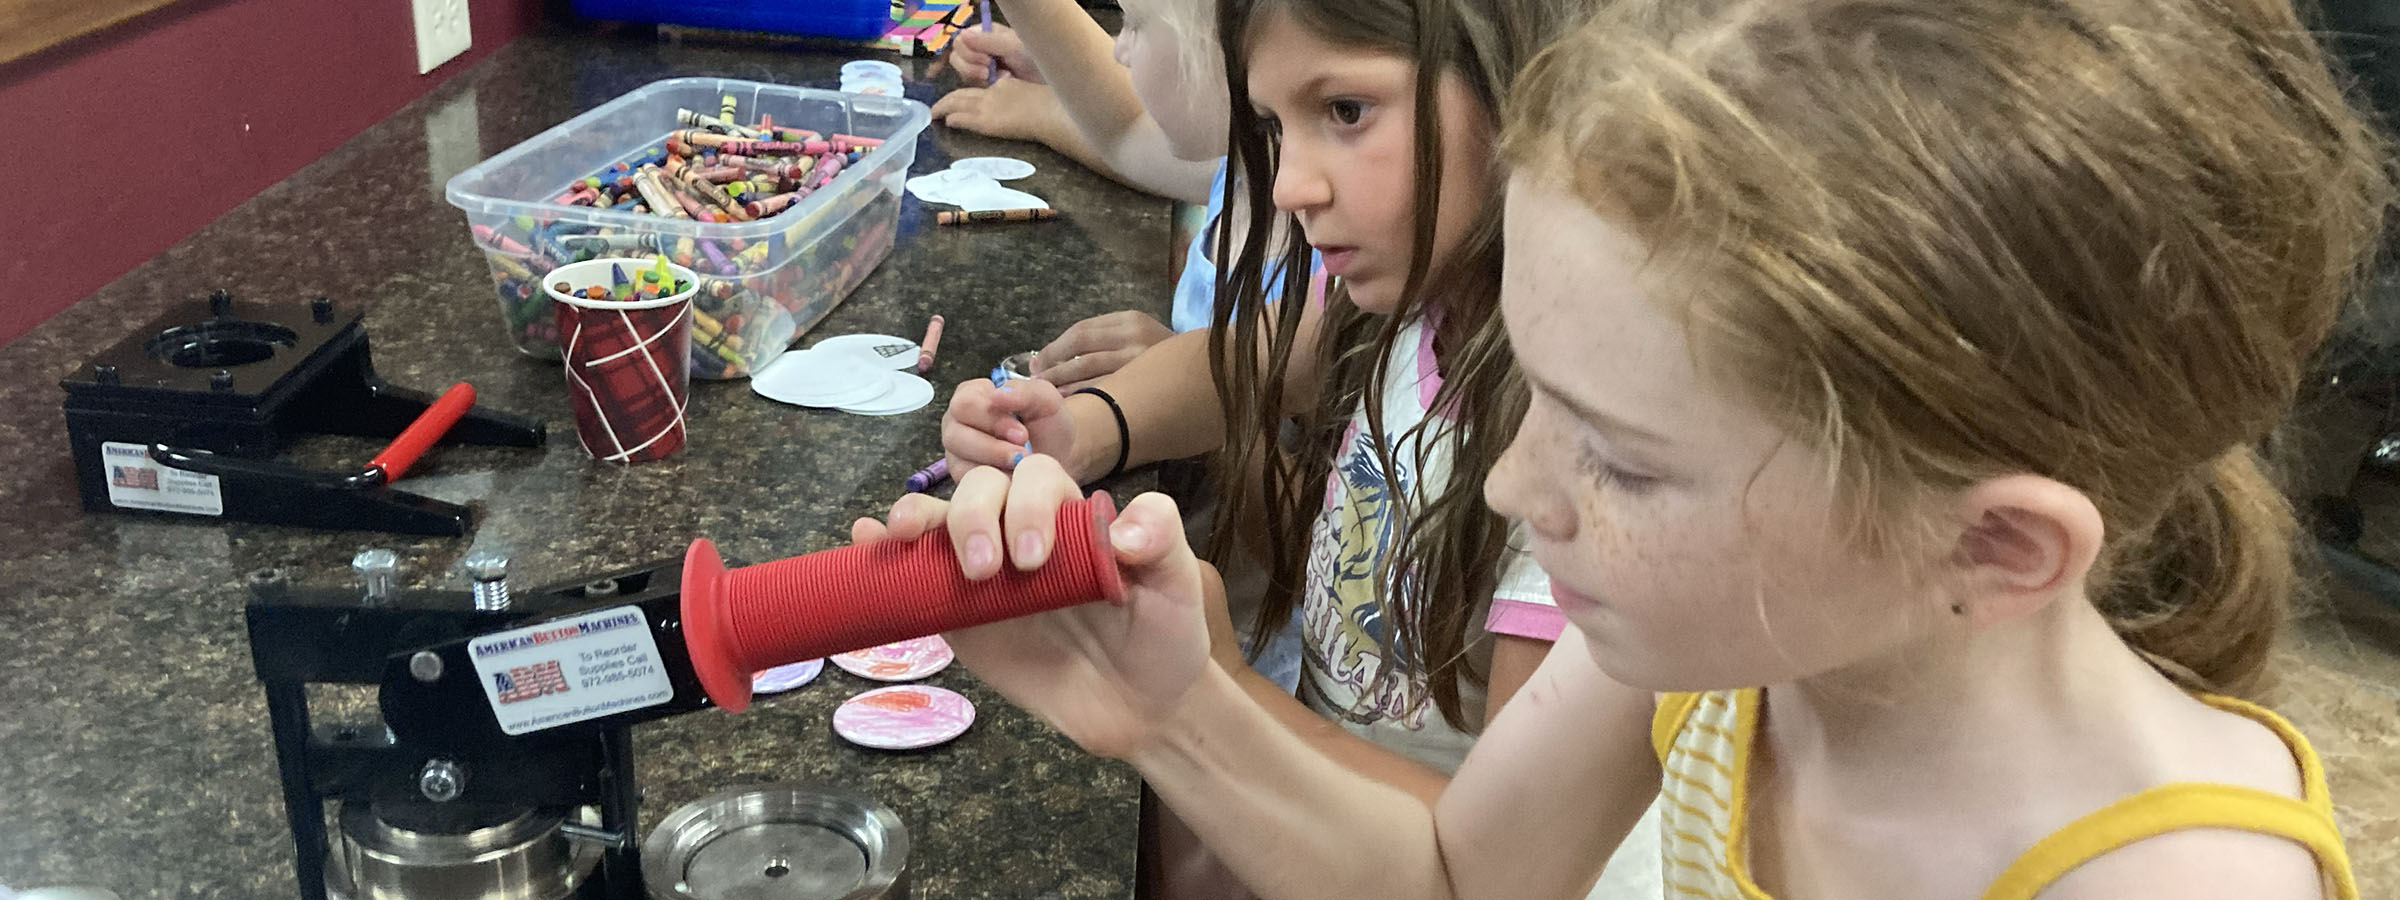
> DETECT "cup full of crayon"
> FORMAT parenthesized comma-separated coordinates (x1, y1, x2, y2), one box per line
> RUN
(545, 256, 703, 464)
(447, 78, 930, 380)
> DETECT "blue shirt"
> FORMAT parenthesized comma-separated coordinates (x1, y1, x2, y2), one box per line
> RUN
(1171, 159, 1320, 333)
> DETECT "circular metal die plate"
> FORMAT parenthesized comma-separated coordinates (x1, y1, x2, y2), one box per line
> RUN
(644, 784, 908, 900)
(324, 804, 602, 900)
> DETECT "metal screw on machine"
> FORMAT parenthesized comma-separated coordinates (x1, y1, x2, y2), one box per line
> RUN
(408, 651, 444, 683)
(248, 567, 290, 602)
(311, 295, 334, 323)
(352, 549, 398, 605)
(418, 759, 465, 802)
(210, 370, 234, 392)
(92, 363, 118, 386)
(465, 550, 511, 611)
(209, 288, 233, 317)
(556, 821, 631, 850)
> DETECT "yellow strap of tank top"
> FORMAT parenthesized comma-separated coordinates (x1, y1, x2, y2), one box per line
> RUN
(1654, 692, 1707, 763)
(1977, 782, 2357, 900)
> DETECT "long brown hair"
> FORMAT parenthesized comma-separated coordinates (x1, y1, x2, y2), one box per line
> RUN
(1503, 0, 2393, 697)
(1205, 0, 1572, 728)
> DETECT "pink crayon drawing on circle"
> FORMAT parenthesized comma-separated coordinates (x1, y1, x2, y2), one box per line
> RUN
(833, 685, 976, 750)
(830, 635, 954, 682)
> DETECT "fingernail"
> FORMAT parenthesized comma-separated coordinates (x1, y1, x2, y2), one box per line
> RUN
(1015, 530, 1046, 567)
(1009, 451, 1024, 466)
(1110, 521, 1148, 553)
(964, 533, 997, 574)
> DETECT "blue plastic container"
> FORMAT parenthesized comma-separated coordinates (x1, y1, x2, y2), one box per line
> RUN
(574, 0, 898, 41)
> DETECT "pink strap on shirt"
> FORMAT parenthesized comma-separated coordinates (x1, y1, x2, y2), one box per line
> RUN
(1486, 596, 1567, 641)
(1416, 316, 1445, 409)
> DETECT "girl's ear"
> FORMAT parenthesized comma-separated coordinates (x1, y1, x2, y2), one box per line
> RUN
(1946, 474, 2104, 629)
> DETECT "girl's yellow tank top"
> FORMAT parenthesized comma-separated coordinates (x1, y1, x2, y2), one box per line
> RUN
(1648, 688, 2356, 900)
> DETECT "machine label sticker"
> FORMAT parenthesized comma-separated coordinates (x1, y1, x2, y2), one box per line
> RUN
(101, 442, 224, 515)
(468, 605, 671, 735)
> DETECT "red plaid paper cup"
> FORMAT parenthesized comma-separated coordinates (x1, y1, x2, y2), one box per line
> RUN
(546, 258, 700, 463)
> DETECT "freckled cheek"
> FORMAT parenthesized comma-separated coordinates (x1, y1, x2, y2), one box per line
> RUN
(1569, 495, 1692, 605)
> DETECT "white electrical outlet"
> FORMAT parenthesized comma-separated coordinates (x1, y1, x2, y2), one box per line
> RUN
(412, 0, 474, 74)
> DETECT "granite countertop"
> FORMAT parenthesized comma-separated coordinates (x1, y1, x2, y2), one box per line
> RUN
(0, 26, 1169, 900)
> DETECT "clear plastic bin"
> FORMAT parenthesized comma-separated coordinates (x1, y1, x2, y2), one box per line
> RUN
(445, 77, 929, 378)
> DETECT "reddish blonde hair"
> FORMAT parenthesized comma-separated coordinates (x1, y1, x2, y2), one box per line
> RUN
(1504, 0, 2393, 695)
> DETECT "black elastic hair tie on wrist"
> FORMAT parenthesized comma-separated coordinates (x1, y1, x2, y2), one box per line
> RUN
(1072, 386, 1131, 481)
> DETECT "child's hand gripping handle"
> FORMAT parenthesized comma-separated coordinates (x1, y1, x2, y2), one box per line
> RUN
(680, 493, 1127, 712)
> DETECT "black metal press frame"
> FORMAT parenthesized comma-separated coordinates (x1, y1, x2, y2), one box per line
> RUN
(244, 559, 684, 900)
(63, 292, 545, 536)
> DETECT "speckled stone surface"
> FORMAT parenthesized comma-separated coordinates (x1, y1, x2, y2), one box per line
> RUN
(0, 26, 1168, 900)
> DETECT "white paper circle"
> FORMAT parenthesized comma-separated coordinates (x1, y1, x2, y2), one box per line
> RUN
(830, 635, 956, 681)
(839, 372, 935, 416)
(751, 350, 899, 407)
(751, 659, 824, 694)
(832, 684, 975, 750)
(906, 169, 986, 205)
(947, 181, 1049, 213)
(953, 157, 1037, 180)
(809, 333, 920, 370)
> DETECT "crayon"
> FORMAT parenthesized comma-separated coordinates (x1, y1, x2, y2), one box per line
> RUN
(472, 224, 532, 254)
(803, 153, 846, 191)
(916, 314, 944, 373)
(746, 191, 807, 218)
(662, 178, 718, 221)
(718, 139, 833, 157)
(679, 171, 750, 220)
(936, 208, 1058, 225)
(558, 232, 664, 254)
(490, 254, 536, 281)
(676, 108, 765, 138)
(685, 165, 749, 183)
(692, 307, 743, 348)
(905, 458, 949, 493)
(630, 167, 688, 219)
(731, 241, 771, 272)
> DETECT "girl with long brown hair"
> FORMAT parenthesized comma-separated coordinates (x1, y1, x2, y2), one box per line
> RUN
(938, 0, 1660, 894)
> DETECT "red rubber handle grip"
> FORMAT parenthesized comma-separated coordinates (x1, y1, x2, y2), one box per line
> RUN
(681, 493, 1126, 712)
(366, 382, 475, 482)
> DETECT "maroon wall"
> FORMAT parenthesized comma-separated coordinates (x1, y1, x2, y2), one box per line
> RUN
(0, 0, 548, 344)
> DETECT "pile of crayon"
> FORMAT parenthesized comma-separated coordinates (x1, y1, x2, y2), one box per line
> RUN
(554, 255, 692, 303)
(468, 99, 907, 379)
(552, 108, 884, 224)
